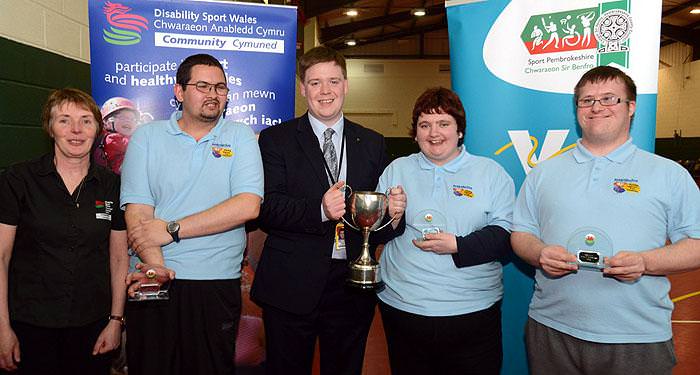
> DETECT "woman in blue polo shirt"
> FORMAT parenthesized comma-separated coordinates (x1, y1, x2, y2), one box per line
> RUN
(0, 89, 128, 374)
(377, 87, 515, 374)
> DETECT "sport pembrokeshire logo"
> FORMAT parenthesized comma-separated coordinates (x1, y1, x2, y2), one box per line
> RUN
(102, 1, 149, 46)
(520, 2, 632, 68)
(520, 8, 598, 54)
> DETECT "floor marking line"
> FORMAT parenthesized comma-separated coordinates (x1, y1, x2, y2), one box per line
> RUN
(671, 320, 700, 324)
(671, 290, 700, 303)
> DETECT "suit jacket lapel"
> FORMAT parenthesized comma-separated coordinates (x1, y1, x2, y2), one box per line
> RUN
(296, 114, 331, 189)
(344, 119, 362, 187)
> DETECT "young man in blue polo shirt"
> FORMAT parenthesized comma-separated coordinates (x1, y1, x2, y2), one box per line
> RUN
(512, 66, 700, 375)
(120, 54, 264, 374)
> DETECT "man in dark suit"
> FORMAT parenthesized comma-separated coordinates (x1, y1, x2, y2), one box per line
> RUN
(251, 46, 406, 375)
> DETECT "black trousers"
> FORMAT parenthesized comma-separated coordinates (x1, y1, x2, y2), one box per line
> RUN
(261, 261, 376, 375)
(379, 300, 502, 375)
(2, 319, 114, 375)
(126, 279, 241, 375)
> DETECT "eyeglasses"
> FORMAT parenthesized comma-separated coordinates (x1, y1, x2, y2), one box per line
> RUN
(182, 81, 229, 96)
(576, 95, 630, 108)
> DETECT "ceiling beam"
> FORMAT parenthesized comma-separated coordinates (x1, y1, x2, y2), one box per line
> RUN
(662, 0, 700, 17)
(380, 0, 394, 35)
(414, 0, 428, 54)
(661, 22, 700, 46)
(320, 4, 445, 43)
(332, 18, 447, 50)
(660, 39, 676, 47)
(661, 22, 700, 60)
(303, 0, 357, 19)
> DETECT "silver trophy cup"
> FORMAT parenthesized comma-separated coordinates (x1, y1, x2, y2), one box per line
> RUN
(343, 189, 395, 289)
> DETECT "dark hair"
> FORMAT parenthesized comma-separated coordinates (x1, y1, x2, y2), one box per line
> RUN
(176, 54, 226, 89)
(411, 87, 466, 147)
(574, 66, 637, 102)
(41, 88, 103, 137)
(298, 46, 347, 82)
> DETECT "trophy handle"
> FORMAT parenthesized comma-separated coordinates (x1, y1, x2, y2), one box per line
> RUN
(371, 186, 401, 231)
(342, 207, 398, 232)
(374, 212, 401, 231)
(341, 184, 361, 230)
(341, 216, 360, 231)
(341, 185, 400, 231)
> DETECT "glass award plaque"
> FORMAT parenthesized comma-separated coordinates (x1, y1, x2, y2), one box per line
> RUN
(128, 268, 171, 301)
(409, 209, 447, 241)
(566, 227, 613, 270)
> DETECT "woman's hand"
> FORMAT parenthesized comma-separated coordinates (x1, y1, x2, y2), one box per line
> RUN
(412, 232, 458, 254)
(0, 324, 20, 370)
(92, 320, 122, 355)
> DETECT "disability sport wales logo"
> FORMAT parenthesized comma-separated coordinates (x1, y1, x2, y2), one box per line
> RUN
(102, 1, 149, 46)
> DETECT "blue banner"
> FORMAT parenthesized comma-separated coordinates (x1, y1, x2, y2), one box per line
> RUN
(88, 0, 297, 132)
(446, 0, 661, 373)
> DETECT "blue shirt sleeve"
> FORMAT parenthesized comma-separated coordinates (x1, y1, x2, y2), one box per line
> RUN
(487, 164, 515, 232)
(376, 160, 393, 193)
(512, 168, 541, 237)
(667, 167, 700, 243)
(120, 125, 154, 209)
(229, 123, 264, 199)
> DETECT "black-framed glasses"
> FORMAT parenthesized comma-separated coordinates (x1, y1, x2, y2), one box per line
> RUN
(182, 81, 229, 96)
(576, 95, 629, 108)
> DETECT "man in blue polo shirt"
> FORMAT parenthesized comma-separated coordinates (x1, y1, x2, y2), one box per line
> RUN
(512, 66, 700, 375)
(120, 54, 263, 374)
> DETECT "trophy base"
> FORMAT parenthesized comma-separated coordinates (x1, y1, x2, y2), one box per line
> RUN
(346, 279, 385, 291)
(347, 262, 384, 290)
(128, 283, 170, 301)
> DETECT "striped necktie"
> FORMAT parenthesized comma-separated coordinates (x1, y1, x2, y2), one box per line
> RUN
(322, 128, 338, 182)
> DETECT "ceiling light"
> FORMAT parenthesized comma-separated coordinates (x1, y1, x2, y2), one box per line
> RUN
(690, 8, 700, 14)
(412, 8, 426, 17)
(345, 9, 359, 17)
(345, 39, 357, 46)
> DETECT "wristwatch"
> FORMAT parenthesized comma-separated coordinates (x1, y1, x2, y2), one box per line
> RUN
(109, 315, 125, 325)
(166, 221, 181, 243)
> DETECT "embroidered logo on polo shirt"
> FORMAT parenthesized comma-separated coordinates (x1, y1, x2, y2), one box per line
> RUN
(96, 200, 113, 220)
(211, 143, 233, 158)
(452, 185, 474, 198)
(612, 178, 640, 194)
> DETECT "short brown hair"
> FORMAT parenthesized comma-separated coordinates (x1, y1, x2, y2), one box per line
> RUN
(41, 88, 103, 137)
(411, 87, 466, 147)
(176, 53, 226, 89)
(574, 66, 637, 102)
(298, 46, 347, 82)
